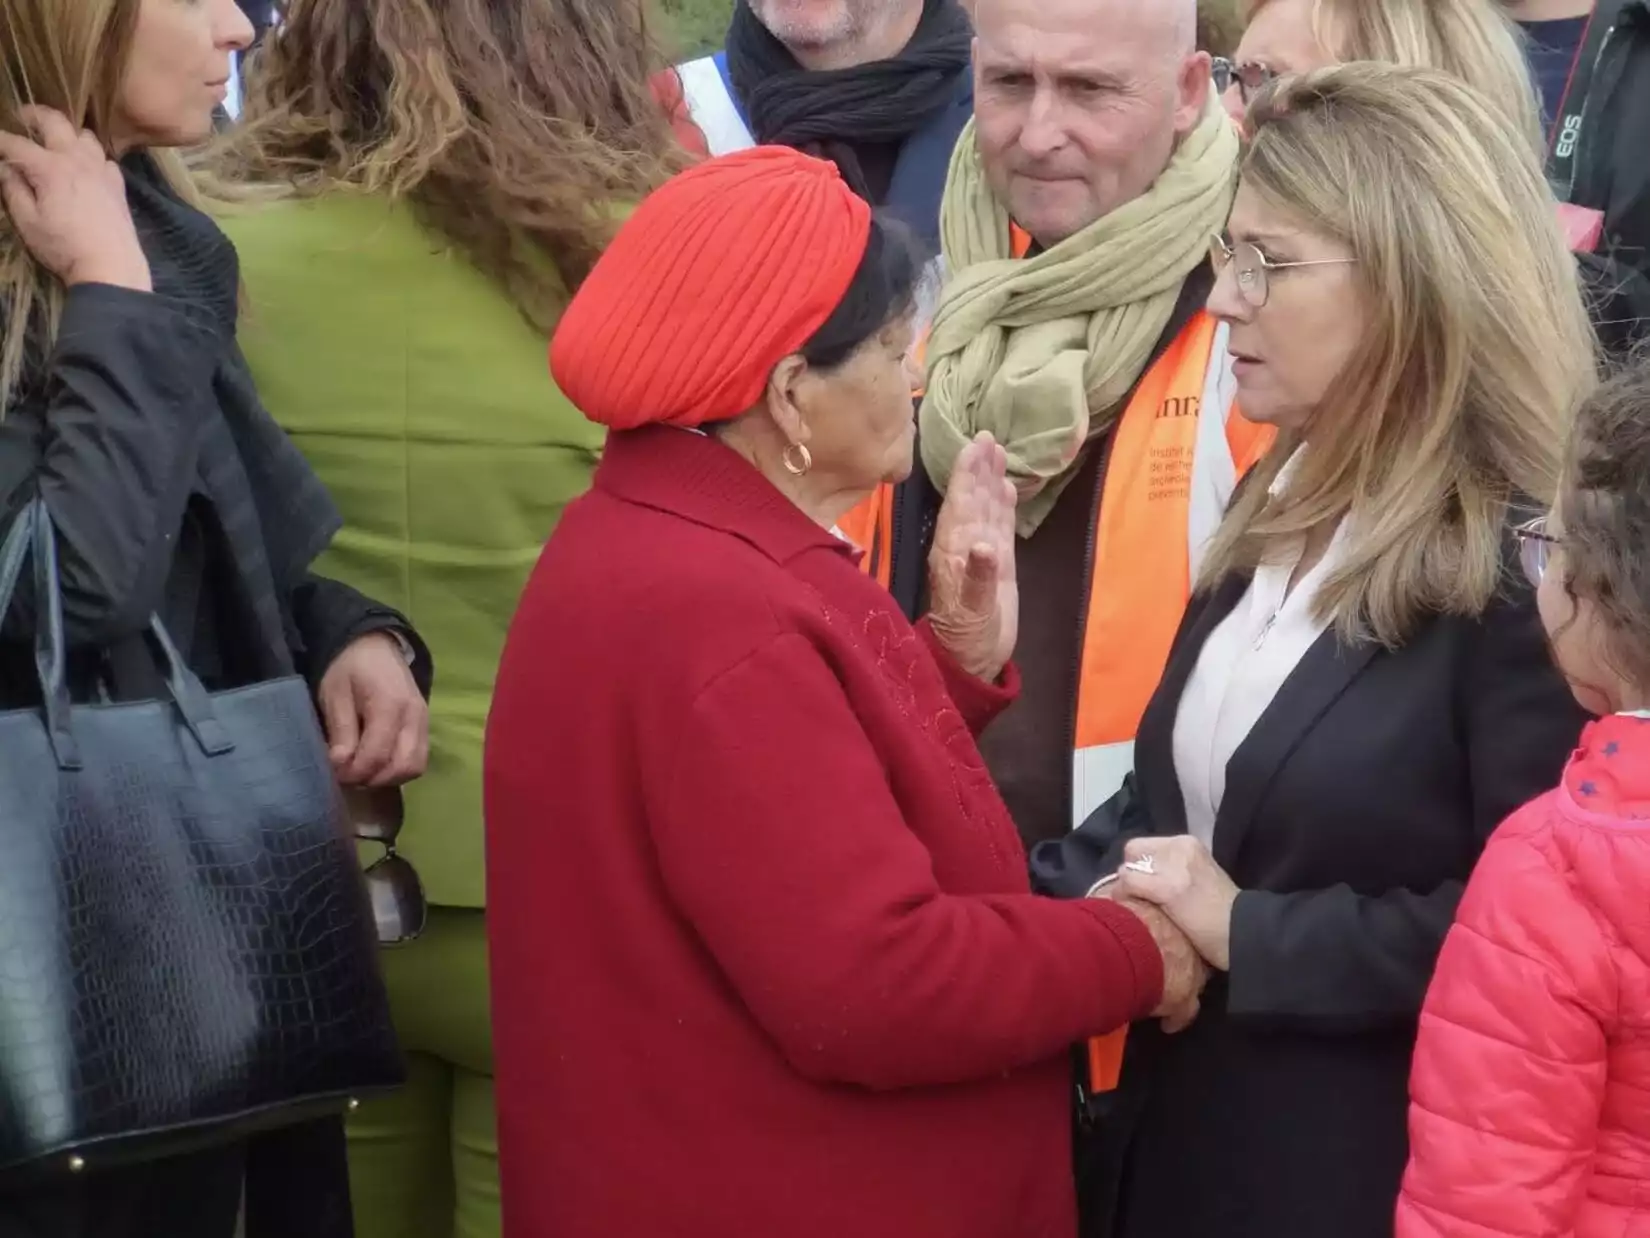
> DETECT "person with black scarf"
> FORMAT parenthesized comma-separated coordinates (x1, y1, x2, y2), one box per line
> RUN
(671, 0, 974, 256)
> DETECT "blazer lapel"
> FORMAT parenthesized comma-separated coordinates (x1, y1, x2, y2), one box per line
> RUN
(1135, 574, 1252, 837)
(1210, 631, 1381, 871)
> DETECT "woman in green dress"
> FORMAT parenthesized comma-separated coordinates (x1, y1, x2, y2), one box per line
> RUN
(201, 2, 683, 1235)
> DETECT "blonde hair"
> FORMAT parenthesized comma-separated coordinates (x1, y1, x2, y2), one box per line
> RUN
(201, 0, 685, 334)
(1242, 0, 1544, 153)
(0, 0, 197, 412)
(1199, 63, 1596, 647)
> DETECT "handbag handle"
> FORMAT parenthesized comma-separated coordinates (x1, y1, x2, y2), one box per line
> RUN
(0, 501, 79, 768)
(0, 499, 235, 769)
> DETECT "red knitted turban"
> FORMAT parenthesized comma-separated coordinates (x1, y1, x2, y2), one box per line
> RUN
(549, 146, 873, 431)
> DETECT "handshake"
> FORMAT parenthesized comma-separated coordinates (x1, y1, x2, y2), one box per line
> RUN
(1088, 837, 1241, 1034)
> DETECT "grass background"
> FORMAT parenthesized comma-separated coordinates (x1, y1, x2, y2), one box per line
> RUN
(654, 0, 1246, 60)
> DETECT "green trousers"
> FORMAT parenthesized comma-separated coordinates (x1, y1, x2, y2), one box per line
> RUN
(347, 907, 499, 1238)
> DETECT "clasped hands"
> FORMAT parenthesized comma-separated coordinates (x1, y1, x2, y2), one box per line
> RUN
(1092, 836, 1241, 1034)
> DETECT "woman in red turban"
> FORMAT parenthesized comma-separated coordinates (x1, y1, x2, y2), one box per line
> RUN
(484, 146, 1204, 1238)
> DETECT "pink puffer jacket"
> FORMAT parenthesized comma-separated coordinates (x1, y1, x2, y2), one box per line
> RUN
(1398, 714, 1650, 1238)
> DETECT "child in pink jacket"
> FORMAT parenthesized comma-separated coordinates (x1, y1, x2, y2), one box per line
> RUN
(1398, 358, 1650, 1237)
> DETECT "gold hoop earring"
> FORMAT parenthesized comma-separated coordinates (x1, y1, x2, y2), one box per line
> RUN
(782, 443, 813, 477)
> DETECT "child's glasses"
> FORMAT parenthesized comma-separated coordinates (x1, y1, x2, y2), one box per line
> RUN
(1514, 516, 1562, 587)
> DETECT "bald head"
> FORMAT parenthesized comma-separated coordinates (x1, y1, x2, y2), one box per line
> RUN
(1165, 0, 1199, 54)
(971, 0, 1212, 243)
(974, 0, 1198, 61)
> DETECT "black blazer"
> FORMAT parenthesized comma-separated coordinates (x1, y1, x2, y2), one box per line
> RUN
(1032, 563, 1586, 1238)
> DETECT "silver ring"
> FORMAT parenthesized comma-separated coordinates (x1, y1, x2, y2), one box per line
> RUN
(1122, 855, 1156, 876)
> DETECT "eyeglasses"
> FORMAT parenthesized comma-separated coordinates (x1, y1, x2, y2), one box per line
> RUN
(1210, 233, 1357, 308)
(346, 785, 428, 946)
(1514, 515, 1562, 587)
(1212, 58, 1279, 102)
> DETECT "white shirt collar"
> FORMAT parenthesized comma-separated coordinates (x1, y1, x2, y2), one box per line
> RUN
(1268, 445, 1307, 499)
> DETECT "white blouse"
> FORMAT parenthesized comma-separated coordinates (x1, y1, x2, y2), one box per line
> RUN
(1172, 460, 1349, 849)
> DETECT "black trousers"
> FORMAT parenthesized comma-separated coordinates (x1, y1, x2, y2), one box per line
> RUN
(0, 1120, 352, 1238)
(0, 1146, 242, 1238)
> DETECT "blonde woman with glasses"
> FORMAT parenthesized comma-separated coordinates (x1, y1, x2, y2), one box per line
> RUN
(1034, 62, 1593, 1238)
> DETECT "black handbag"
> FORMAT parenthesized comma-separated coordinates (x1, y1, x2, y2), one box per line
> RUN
(0, 500, 404, 1181)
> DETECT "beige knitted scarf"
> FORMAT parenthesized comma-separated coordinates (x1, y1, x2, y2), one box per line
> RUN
(918, 99, 1240, 535)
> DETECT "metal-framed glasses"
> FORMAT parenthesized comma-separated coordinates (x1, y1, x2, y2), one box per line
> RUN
(346, 785, 428, 946)
(1210, 233, 1357, 309)
(1212, 58, 1278, 102)
(1514, 515, 1562, 587)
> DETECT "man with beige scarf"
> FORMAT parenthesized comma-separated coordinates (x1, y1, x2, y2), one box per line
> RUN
(847, 0, 1272, 856)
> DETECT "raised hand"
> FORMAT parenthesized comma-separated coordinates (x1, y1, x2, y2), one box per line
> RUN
(0, 107, 151, 291)
(928, 431, 1018, 682)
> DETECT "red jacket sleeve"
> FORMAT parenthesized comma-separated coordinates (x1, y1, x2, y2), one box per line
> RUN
(649, 631, 1163, 1092)
(1398, 819, 1613, 1238)
(915, 616, 1019, 738)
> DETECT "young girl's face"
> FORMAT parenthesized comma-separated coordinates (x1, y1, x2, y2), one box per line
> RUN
(1537, 501, 1621, 717)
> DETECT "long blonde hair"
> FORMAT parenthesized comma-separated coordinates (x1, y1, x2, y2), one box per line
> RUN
(1243, 0, 1544, 154)
(202, 0, 685, 334)
(0, 0, 197, 412)
(1199, 63, 1596, 647)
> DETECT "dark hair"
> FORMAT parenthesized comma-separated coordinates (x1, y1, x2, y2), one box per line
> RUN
(798, 214, 926, 371)
(1560, 348, 1650, 684)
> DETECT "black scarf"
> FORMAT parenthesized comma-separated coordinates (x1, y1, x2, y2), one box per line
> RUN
(121, 155, 341, 678)
(725, 0, 973, 200)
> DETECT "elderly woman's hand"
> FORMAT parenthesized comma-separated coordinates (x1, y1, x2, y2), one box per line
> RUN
(928, 432, 1017, 682)
(1115, 836, 1241, 972)
(1112, 895, 1208, 1033)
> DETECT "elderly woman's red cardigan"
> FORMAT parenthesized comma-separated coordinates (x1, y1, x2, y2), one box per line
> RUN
(485, 425, 1162, 1238)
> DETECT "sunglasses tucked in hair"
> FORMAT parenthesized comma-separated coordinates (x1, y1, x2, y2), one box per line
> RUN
(1212, 58, 1279, 102)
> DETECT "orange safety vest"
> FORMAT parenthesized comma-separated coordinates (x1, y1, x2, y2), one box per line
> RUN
(1070, 313, 1274, 818)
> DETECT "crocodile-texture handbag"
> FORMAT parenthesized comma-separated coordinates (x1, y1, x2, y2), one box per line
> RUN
(0, 500, 404, 1181)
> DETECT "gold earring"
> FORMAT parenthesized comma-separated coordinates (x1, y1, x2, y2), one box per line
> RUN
(782, 443, 813, 476)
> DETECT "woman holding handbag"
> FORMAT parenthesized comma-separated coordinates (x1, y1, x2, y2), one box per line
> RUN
(0, 0, 430, 1234)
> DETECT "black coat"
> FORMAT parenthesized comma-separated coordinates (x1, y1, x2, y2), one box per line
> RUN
(1032, 563, 1586, 1238)
(0, 287, 422, 706)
